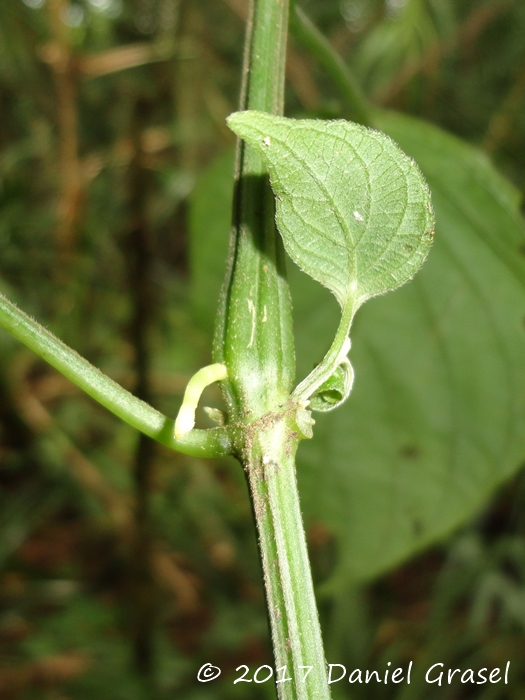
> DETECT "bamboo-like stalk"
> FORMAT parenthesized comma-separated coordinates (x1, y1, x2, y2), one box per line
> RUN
(216, 0, 331, 696)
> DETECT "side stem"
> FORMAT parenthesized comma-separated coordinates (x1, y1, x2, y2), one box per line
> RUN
(0, 293, 231, 458)
(290, 5, 374, 127)
(293, 300, 355, 404)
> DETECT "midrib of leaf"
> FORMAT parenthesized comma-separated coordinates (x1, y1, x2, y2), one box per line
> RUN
(283, 125, 420, 294)
(271, 125, 419, 303)
(267, 128, 359, 304)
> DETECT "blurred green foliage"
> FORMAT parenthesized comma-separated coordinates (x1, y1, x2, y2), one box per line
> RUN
(1, 0, 525, 698)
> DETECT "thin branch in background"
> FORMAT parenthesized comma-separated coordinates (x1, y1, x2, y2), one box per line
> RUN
(202, 80, 237, 137)
(15, 384, 133, 538)
(79, 42, 175, 79)
(15, 364, 202, 613)
(152, 547, 201, 613)
(0, 373, 42, 475)
(457, 0, 511, 62)
(122, 97, 159, 682)
(220, 0, 248, 21)
(10, 369, 202, 626)
(42, 0, 83, 259)
(189, 10, 242, 138)
(29, 367, 190, 404)
(285, 44, 321, 112)
(290, 6, 372, 125)
(376, 0, 511, 105)
(0, 651, 91, 698)
(176, 3, 205, 177)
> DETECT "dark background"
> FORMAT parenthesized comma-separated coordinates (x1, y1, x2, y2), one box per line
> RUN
(1, 0, 525, 698)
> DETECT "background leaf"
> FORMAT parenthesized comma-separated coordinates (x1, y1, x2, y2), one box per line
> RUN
(6, 0, 525, 693)
(190, 110, 525, 583)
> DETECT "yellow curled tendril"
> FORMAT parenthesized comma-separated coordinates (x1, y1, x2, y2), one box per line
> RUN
(174, 363, 228, 439)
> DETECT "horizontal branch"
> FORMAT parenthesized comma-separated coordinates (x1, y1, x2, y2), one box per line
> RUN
(0, 293, 231, 458)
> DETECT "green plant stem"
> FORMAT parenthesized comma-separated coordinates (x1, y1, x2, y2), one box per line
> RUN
(214, 0, 295, 419)
(244, 417, 330, 699)
(218, 0, 331, 697)
(293, 299, 355, 404)
(290, 5, 374, 127)
(0, 293, 231, 458)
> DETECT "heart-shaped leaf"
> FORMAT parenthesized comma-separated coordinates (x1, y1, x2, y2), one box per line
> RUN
(227, 111, 434, 313)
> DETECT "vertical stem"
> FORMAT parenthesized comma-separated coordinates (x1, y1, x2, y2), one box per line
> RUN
(241, 0, 288, 114)
(244, 418, 331, 699)
(46, 0, 83, 258)
(216, 0, 331, 697)
(214, 0, 295, 419)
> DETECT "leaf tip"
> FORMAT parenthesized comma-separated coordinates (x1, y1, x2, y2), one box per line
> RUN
(226, 110, 269, 145)
(225, 111, 240, 128)
(226, 110, 251, 135)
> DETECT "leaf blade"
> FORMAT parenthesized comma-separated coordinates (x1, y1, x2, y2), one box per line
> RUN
(227, 111, 434, 309)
